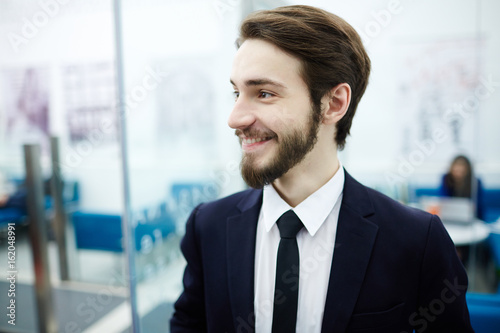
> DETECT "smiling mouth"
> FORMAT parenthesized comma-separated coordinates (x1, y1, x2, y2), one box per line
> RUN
(241, 137, 273, 145)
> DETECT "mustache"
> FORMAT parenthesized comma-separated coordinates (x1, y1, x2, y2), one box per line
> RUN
(235, 128, 277, 139)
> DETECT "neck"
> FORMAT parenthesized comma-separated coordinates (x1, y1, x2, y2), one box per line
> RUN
(272, 139, 340, 207)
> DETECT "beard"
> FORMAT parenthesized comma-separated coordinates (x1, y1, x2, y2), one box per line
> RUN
(237, 104, 322, 189)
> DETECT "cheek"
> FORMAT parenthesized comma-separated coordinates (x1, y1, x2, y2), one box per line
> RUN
(275, 104, 310, 128)
(267, 115, 286, 131)
(262, 106, 288, 131)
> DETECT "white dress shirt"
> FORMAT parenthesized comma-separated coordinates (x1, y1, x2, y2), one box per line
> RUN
(254, 164, 345, 333)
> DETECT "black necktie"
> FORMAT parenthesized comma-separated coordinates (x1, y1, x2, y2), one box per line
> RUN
(272, 210, 304, 333)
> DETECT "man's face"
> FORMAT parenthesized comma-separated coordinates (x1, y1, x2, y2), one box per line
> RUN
(228, 39, 322, 188)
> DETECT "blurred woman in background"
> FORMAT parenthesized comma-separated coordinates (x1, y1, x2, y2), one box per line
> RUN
(440, 155, 488, 266)
(440, 155, 484, 219)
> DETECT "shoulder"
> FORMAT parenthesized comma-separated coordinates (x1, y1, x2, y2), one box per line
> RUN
(366, 185, 433, 223)
(343, 172, 437, 243)
(344, 174, 456, 266)
(196, 188, 261, 216)
(182, 188, 261, 254)
(187, 188, 261, 229)
(343, 170, 433, 227)
(369, 186, 438, 240)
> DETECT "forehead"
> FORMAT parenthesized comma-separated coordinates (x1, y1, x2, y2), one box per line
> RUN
(230, 39, 305, 88)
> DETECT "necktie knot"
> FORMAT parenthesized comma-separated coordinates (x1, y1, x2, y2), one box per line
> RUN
(276, 210, 304, 239)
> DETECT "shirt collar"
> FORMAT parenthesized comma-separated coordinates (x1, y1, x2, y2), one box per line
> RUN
(261, 162, 345, 236)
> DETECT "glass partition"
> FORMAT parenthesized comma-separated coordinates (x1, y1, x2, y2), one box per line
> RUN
(0, 1, 129, 332)
(116, 0, 246, 331)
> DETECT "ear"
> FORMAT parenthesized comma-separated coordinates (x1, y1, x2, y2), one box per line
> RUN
(321, 83, 351, 125)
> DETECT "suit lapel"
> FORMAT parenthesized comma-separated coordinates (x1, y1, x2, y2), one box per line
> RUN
(226, 189, 262, 332)
(321, 171, 379, 333)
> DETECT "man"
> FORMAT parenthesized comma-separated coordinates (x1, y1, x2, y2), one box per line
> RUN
(171, 5, 473, 333)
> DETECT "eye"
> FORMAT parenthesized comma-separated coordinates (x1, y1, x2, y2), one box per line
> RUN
(233, 91, 240, 100)
(258, 91, 274, 99)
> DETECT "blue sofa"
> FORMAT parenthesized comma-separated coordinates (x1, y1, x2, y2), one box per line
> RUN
(71, 208, 175, 253)
(467, 292, 500, 333)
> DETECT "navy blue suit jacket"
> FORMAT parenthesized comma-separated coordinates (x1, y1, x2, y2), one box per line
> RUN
(171, 170, 473, 332)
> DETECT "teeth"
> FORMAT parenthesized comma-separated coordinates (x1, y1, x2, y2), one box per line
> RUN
(243, 137, 268, 144)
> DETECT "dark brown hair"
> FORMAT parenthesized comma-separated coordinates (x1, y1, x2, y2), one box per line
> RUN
(445, 155, 473, 197)
(237, 5, 371, 150)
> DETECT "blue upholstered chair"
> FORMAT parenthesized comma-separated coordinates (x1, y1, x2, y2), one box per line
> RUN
(467, 292, 500, 333)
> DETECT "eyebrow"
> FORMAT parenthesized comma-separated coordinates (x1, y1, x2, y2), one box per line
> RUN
(230, 78, 286, 89)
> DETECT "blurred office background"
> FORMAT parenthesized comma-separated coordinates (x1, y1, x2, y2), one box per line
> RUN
(0, 0, 499, 332)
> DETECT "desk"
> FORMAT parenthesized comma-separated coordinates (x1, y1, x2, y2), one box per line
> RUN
(442, 220, 491, 246)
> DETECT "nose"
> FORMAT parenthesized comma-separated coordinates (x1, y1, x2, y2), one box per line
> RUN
(227, 96, 256, 130)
